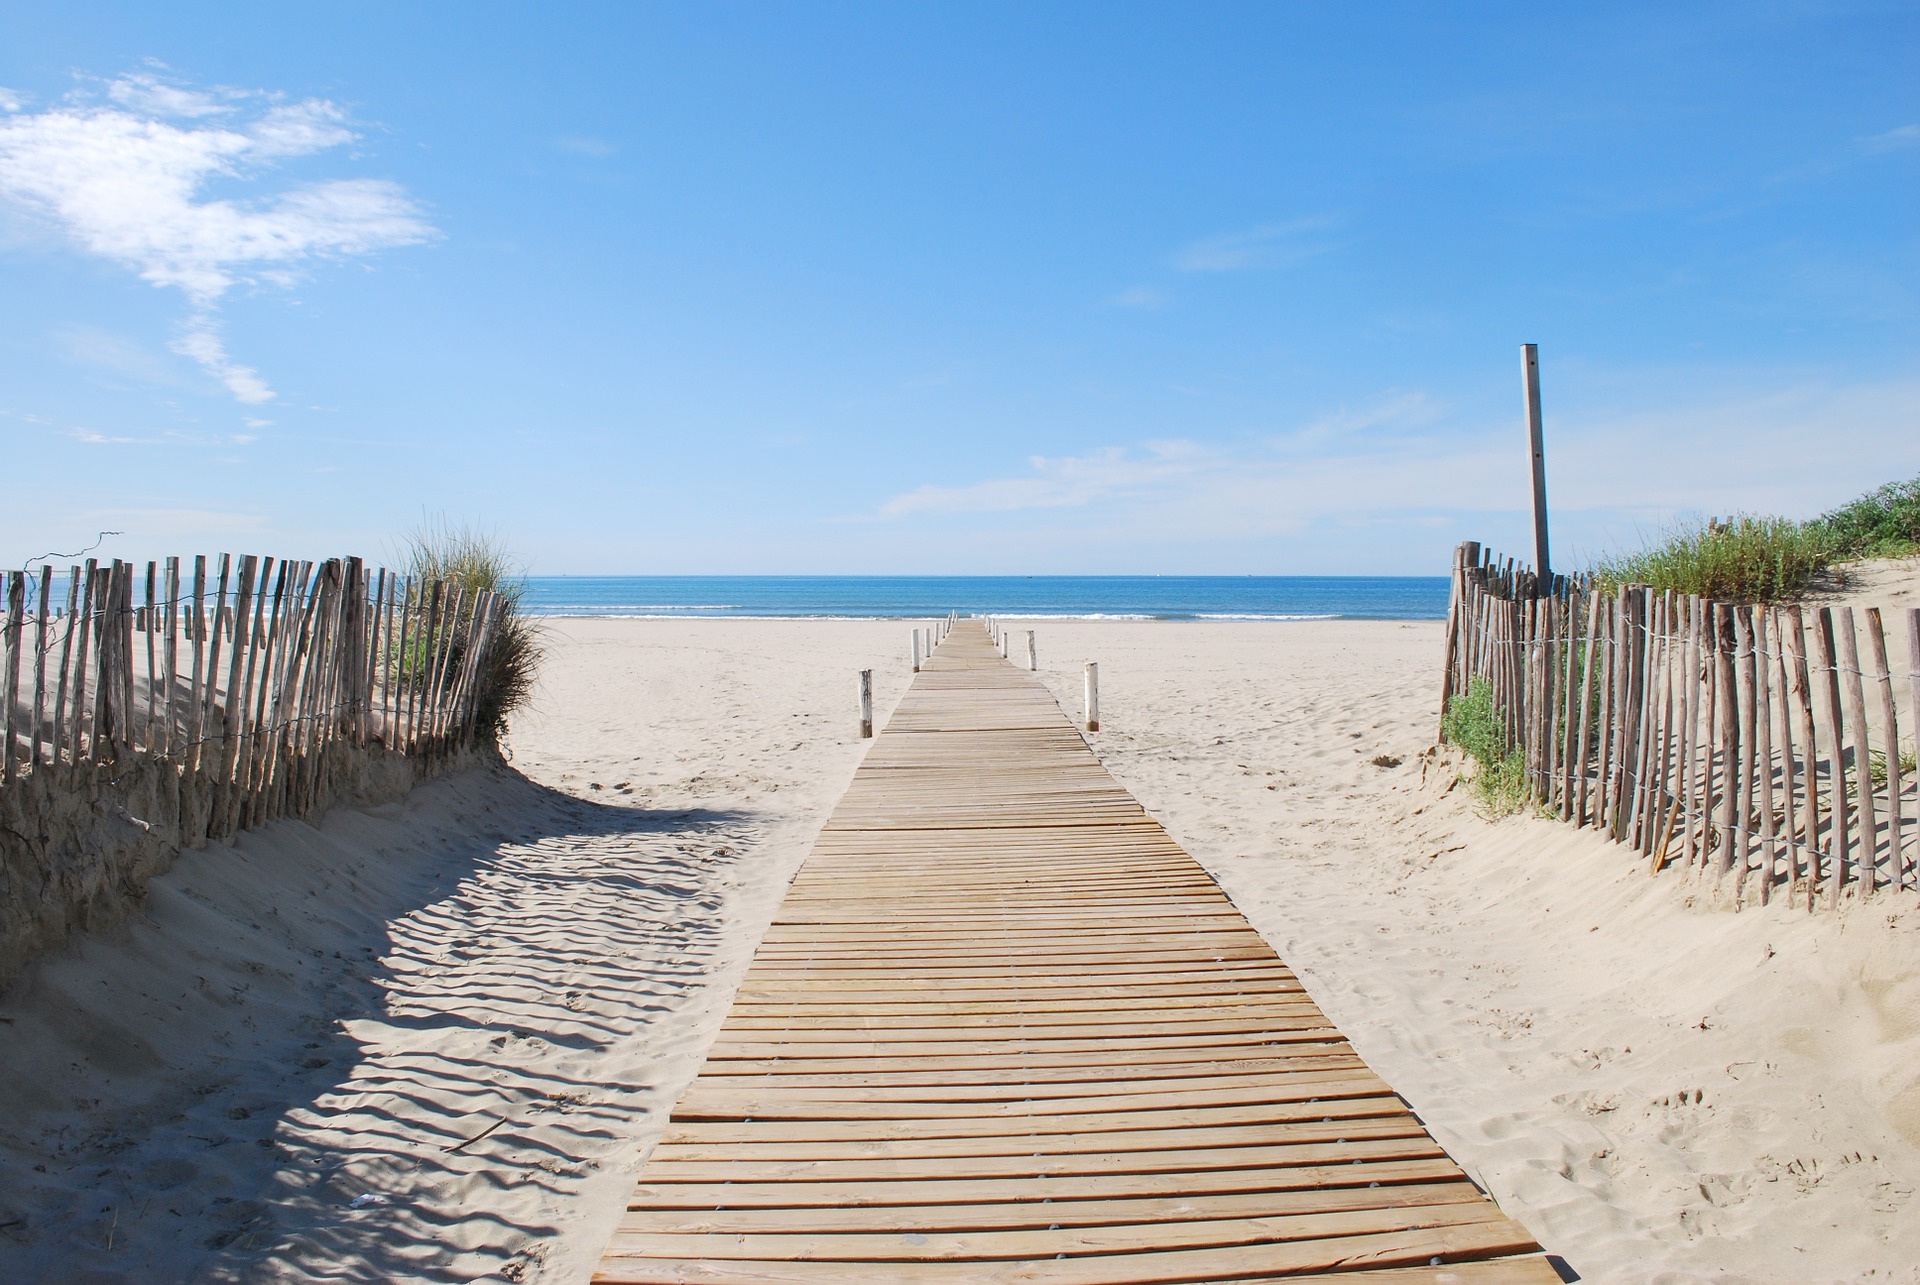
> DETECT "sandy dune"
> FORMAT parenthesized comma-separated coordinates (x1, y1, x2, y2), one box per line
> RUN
(2, 614, 1917, 1282)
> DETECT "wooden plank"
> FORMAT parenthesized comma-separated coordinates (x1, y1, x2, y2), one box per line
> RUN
(664, 1095, 1408, 1141)
(1732, 605, 1757, 900)
(615, 1179, 1485, 1232)
(142, 560, 157, 751)
(49, 560, 79, 760)
(624, 1159, 1468, 1210)
(1864, 609, 1907, 891)
(182, 556, 209, 778)
(1786, 606, 1822, 904)
(1836, 608, 1880, 897)
(1910, 609, 1920, 889)
(690, 1054, 1367, 1085)
(30, 567, 51, 767)
(1753, 608, 1778, 904)
(606, 1203, 1516, 1262)
(2, 571, 22, 782)
(69, 561, 98, 765)
(1810, 608, 1851, 905)
(160, 557, 180, 759)
(1679, 596, 1701, 866)
(594, 1221, 1550, 1283)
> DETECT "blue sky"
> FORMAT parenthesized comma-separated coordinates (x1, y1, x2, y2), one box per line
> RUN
(1, 2, 1914, 574)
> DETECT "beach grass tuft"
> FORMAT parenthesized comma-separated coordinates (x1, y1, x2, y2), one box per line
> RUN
(404, 520, 543, 743)
(1812, 473, 1920, 560)
(1439, 678, 1530, 817)
(1589, 514, 1832, 604)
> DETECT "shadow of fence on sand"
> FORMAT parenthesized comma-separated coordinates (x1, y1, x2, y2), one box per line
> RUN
(0, 760, 770, 1284)
(198, 769, 762, 1283)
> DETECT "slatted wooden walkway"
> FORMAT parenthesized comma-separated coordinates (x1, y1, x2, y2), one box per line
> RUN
(594, 625, 1559, 1283)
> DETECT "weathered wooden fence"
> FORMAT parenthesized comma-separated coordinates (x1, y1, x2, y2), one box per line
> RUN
(1, 552, 503, 837)
(1441, 541, 1919, 909)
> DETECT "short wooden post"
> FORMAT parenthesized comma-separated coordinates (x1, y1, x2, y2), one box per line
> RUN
(1084, 661, 1100, 733)
(859, 669, 873, 739)
(1521, 343, 1551, 580)
(911, 629, 921, 673)
(1027, 630, 1037, 671)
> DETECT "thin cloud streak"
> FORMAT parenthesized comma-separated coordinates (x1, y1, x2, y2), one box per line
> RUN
(1173, 217, 1339, 272)
(873, 379, 1920, 560)
(1106, 285, 1165, 309)
(1860, 124, 1919, 155)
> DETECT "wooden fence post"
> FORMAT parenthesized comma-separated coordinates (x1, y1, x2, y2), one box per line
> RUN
(859, 669, 873, 739)
(1753, 608, 1777, 903)
(1786, 607, 1822, 907)
(2, 571, 21, 783)
(1835, 607, 1879, 898)
(1522, 345, 1551, 579)
(31, 568, 51, 768)
(1810, 608, 1850, 906)
(1027, 630, 1037, 672)
(1863, 608, 1905, 892)
(1085, 662, 1100, 733)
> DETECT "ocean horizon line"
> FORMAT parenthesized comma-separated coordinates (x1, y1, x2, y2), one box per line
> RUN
(517, 574, 1451, 621)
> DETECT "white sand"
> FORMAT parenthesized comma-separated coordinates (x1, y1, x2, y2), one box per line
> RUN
(3, 612, 1917, 1282)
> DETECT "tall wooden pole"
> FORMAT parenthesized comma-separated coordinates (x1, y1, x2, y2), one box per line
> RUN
(1521, 343, 1551, 583)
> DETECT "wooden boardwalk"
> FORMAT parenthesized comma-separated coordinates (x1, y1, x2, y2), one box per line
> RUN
(595, 625, 1559, 1284)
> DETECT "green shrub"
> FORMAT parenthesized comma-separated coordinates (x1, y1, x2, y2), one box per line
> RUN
(1440, 679, 1531, 817)
(402, 520, 543, 743)
(1589, 514, 1832, 604)
(1812, 474, 1920, 559)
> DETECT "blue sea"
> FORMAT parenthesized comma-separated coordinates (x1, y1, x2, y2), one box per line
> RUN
(518, 576, 1448, 621)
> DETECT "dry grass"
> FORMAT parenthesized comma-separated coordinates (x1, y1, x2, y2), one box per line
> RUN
(1589, 514, 1833, 604)
(402, 520, 543, 743)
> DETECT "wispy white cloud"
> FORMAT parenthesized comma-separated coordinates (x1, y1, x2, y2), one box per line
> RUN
(105, 71, 229, 119)
(554, 134, 616, 158)
(170, 318, 273, 403)
(1106, 286, 1165, 309)
(872, 378, 1920, 565)
(1173, 217, 1339, 272)
(0, 69, 434, 403)
(1860, 124, 1920, 155)
(880, 441, 1214, 518)
(53, 323, 183, 386)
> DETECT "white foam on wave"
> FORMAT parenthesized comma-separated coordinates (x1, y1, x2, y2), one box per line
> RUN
(1193, 612, 1341, 621)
